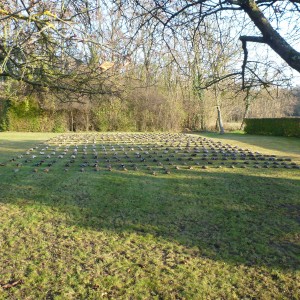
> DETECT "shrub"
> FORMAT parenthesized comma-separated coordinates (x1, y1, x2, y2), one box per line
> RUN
(6, 99, 42, 131)
(244, 118, 300, 137)
(1, 97, 69, 132)
(52, 114, 68, 132)
(93, 99, 136, 131)
(0, 100, 11, 131)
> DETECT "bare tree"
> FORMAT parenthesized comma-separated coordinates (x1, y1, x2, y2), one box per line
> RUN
(0, 0, 123, 96)
(121, 0, 300, 86)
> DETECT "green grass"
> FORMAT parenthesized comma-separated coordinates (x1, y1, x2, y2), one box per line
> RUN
(200, 132, 300, 163)
(0, 132, 299, 299)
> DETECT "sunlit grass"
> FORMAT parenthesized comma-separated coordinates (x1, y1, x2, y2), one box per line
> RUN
(0, 132, 299, 299)
(201, 132, 300, 163)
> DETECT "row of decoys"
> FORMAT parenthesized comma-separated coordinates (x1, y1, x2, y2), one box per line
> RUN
(4, 133, 300, 173)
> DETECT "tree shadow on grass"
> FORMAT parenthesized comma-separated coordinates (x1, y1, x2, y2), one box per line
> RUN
(1, 167, 299, 271)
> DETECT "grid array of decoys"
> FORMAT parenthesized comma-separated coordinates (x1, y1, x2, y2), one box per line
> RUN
(4, 133, 300, 174)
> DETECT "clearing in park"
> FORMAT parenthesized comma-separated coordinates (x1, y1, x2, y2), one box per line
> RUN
(0, 132, 299, 299)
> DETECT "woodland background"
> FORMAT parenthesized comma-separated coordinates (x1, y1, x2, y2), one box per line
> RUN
(0, 0, 300, 132)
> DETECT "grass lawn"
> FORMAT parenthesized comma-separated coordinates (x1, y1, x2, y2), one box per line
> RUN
(0, 132, 299, 299)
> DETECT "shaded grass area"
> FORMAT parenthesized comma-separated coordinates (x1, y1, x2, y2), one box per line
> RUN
(0, 132, 300, 299)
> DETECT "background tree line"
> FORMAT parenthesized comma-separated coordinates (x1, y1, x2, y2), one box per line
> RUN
(0, 0, 299, 132)
(1, 79, 298, 132)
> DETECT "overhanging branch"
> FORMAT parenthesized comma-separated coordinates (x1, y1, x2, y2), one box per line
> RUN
(240, 0, 300, 73)
(195, 72, 242, 90)
(239, 35, 265, 89)
(239, 36, 265, 43)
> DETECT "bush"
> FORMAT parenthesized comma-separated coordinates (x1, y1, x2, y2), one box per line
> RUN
(0, 100, 11, 131)
(0, 97, 69, 132)
(3, 97, 40, 131)
(93, 99, 136, 131)
(244, 118, 300, 137)
(52, 114, 68, 132)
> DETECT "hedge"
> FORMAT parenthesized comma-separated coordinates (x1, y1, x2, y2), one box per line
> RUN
(244, 118, 300, 137)
(0, 99, 69, 132)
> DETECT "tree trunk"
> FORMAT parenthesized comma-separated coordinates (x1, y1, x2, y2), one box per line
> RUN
(86, 111, 89, 131)
(216, 106, 225, 135)
(240, 91, 252, 130)
(240, 103, 250, 130)
(240, 0, 300, 73)
(214, 85, 225, 134)
(197, 87, 206, 131)
(70, 110, 74, 132)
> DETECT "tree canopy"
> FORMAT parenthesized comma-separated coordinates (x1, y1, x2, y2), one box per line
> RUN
(1, 0, 299, 93)
(0, 0, 299, 134)
(118, 0, 300, 88)
(0, 0, 125, 97)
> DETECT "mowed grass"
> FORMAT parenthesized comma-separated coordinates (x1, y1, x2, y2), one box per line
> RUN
(200, 132, 300, 164)
(0, 132, 299, 299)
